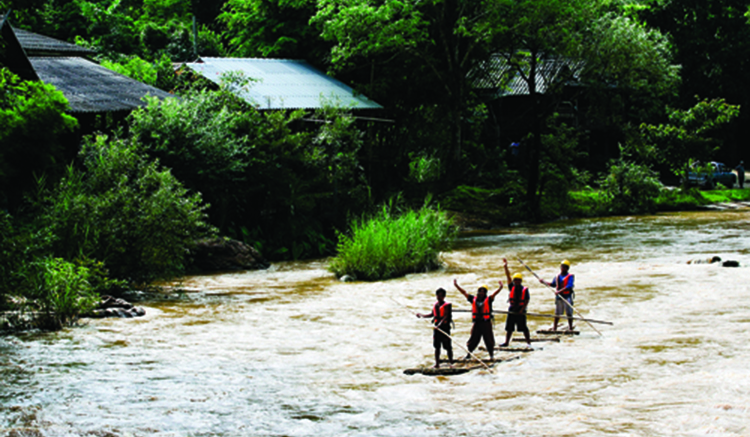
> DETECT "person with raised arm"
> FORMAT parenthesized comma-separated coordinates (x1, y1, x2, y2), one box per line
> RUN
(500, 258, 531, 347)
(453, 279, 502, 360)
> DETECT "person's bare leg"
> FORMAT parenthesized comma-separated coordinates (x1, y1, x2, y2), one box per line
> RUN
(500, 330, 511, 347)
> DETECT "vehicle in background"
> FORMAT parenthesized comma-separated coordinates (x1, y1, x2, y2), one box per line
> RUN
(685, 161, 737, 189)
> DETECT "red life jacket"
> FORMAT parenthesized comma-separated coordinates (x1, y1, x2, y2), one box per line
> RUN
(509, 285, 528, 310)
(432, 301, 451, 326)
(472, 296, 491, 322)
(557, 273, 574, 296)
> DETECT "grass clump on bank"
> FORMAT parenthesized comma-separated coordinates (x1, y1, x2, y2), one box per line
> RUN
(329, 202, 457, 281)
(698, 188, 750, 204)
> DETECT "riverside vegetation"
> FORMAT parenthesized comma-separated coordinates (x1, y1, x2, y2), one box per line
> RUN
(2, 0, 749, 330)
(329, 199, 457, 281)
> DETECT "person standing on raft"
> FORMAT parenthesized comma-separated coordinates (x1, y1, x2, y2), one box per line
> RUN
(454, 279, 503, 360)
(500, 258, 531, 347)
(417, 288, 453, 368)
(539, 260, 575, 331)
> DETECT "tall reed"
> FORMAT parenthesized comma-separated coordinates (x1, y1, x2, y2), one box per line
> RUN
(27, 258, 99, 330)
(329, 203, 456, 281)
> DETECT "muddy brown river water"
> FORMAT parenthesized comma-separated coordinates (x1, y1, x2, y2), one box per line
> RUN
(2, 210, 750, 436)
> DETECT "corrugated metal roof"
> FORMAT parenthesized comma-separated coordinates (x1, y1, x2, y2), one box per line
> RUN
(29, 57, 175, 113)
(473, 54, 583, 98)
(14, 28, 95, 57)
(185, 58, 382, 110)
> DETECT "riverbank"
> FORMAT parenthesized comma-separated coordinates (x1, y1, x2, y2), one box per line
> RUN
(445, 186, 750, 231)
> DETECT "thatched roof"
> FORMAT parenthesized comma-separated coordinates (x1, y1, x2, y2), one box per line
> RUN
(1, 16, 174, 113)
(14, 28, 95, 57)
(472, 54, 584, 99)
(29, 57, 174, 113)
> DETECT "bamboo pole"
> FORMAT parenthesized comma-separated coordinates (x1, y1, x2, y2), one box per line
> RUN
(451, 309, 613, 325)
(517, 258, 604, 336)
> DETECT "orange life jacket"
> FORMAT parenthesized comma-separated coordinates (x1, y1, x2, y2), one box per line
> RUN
(556, 273, 574, 297)
(471, 296, 491, 322)
(509, 285, 528, 311)
(432, 301, 451, 326)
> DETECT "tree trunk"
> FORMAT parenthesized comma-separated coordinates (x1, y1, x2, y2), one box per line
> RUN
(525, 55, 542, 219)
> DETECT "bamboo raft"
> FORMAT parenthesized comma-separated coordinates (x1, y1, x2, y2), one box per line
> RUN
(536, 329, 579, 335)
(404, 329, 582, 376)
(403, 355, 521, 376)
(518, 337, 560, 342)
(479, 345, 536, 353)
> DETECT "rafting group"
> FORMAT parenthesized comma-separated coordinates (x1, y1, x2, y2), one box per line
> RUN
(416, 258, 576, 369)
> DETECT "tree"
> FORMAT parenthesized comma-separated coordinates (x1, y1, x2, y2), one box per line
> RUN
(0, 68, 78, 211)
(219, 0, 326, 60)
(488, 0, 678, 217)
(642, 0, 750, 164)
(639, 98, 740, 186)
(487, 0, 595, 216)
(599, 158, 662, 214)
(129, 84, 369, 260)
(312, 0, 501, 183)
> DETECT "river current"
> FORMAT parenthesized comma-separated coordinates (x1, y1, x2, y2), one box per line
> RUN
(2, 210, 750, 436)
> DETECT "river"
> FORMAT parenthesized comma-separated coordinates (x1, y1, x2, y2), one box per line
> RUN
(2, 210, 750, 436)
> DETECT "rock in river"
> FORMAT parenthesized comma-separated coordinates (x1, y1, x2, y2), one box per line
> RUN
(190, 237, 270, 272)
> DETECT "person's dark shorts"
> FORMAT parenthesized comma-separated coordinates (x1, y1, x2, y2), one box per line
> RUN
(505, 312, 528, 333)
(433, 325, 452, 350)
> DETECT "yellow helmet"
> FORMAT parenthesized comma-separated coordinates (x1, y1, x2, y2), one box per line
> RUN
(512, 273, 523, 280)
(561, 260, 571, 267)
(478, 284, 489, 292)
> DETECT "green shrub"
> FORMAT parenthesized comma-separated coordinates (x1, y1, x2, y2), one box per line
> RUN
(101, 56, 158, 85)
(654, 187, 707, 211)
(408, 153, 442, 183)
(329, 201, 457, 281)
(0, 211, 57, 311)
(129, 90, 369, 260)
(567, 188, 611, 217)
(37, 134, 215, 284)
(0, 68, 78, 210)
(600, 159, 663, 214)
(26, 258, 100, 330)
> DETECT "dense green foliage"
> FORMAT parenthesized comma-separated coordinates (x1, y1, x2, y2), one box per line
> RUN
(643, 0, 750, 162)
(0, 213, 124, 329)
(26, 257, 100, 330)
(128, 87, 369, 259)
(220, 0, 323, 59)
(1, 133, 213, 330)
(36, 134, 214, 284)
(599, 159, 663, 214)
(2, 0, 749, 318)
(0, 68, 78, 210)
(329, 201, 457, 281)
(638, 98, 740, 184)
